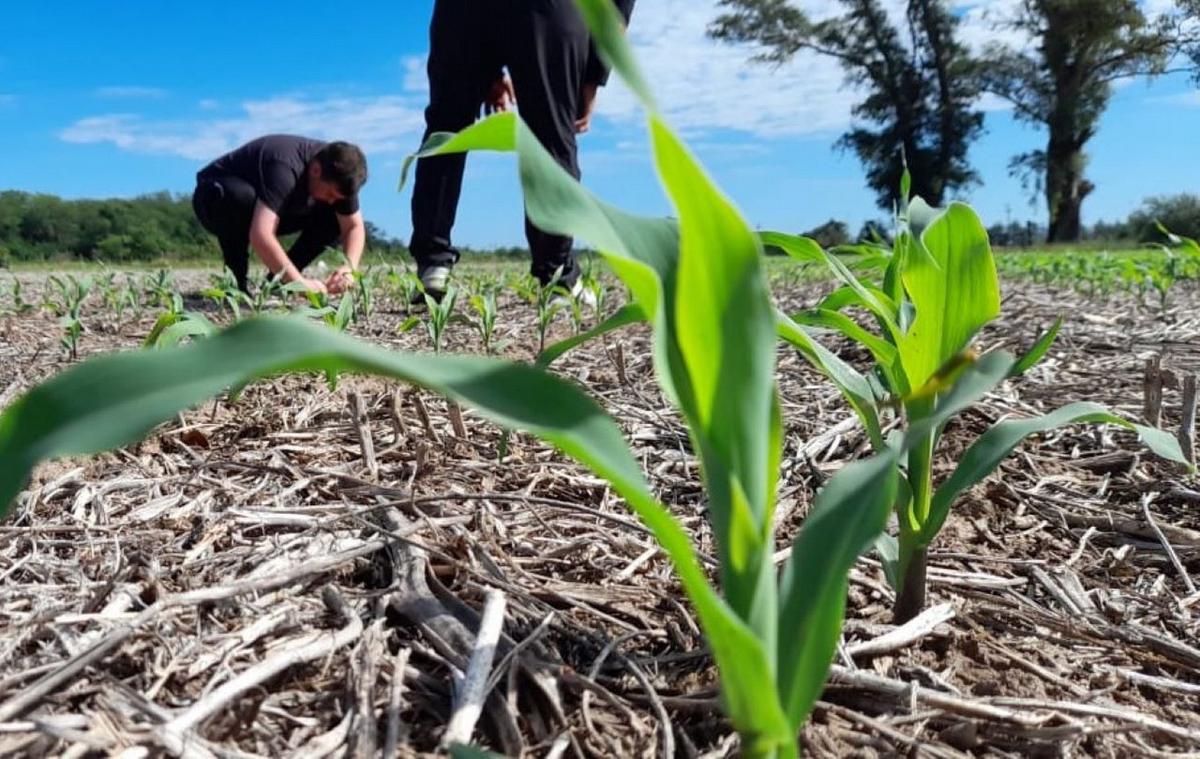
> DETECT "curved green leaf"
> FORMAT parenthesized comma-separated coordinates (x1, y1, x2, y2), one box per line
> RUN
(898, 203, 1000, 389)
(778, 450, 897, 725)
(536, 303, 645, 369)
(923, 402, 1190, 544)
(763, 231, 902, 344)
(791, 308, 900, 377)
(777, 313, 885, 450)
(1010, 316, 1061, 378)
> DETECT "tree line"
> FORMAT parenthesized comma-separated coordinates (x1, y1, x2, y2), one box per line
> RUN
(0, 190, 563, 266)
(0, 191, 417, 265)
(796, 193, 1200, 249)
(711, 0, 1200, 243)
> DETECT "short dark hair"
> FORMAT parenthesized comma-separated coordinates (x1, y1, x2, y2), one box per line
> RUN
(315, 141, 368, 196)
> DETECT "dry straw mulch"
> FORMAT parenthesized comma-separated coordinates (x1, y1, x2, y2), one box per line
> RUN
(1, 269, 1198, 757)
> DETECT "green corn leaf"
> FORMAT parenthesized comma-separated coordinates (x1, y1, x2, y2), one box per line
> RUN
(1010, 316, 1062, 378)
(649, 118, 780, 631)
(536, 303, 645, 368)
(923, 402, 1190, 544)
(790, 308, 900, 381)
(816, 284, 901, 319)
(156, 314, 217, 348)
(898, 203, 1000, 389)
(777, 314, 885, 450)
(763, 231, 902, 343)
(905, 351, 1015, 445)
(143, 312, 182, 348)
(874, 533, 901, 590)
(777, 450, 898, 726)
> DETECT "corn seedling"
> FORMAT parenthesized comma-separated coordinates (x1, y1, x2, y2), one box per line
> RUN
(468, 292, 499, 354)
(142, 269, 176, 309)
(4, 9, 897, 755)
(353, 268, 376, 322)
(424, 285, 465, 354)
(509, 274, 540, 305)
(143, 311, 217, 348)
(58, 309, 85, 361)
(6, 277, 33, 315)
(763, 182, 1189, 622)
(201, 267, 249, 320)
(45, 274, 93, 318)
(534, 283, 566, 354)
(398, 6, 916, 753)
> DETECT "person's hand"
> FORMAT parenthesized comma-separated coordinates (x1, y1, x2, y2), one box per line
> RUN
(575, 83, 599, 134)
(326, 266, 355, 295)
(485, 75, 515, 115)
(298, 276, 328, 294)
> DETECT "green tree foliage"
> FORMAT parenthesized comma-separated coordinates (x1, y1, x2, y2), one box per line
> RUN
(980, 1, 1189, 243)
(1128, 194, 1200, 242)
(710, 0, 983, 209)
(0, 191, 214, 263)
(802, 219, 851, 248)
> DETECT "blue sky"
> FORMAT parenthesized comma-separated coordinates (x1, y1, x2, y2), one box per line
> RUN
(1, 0, 1197, 249)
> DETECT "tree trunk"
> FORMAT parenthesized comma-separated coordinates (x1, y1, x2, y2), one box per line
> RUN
(1044, 139, 1091, 243)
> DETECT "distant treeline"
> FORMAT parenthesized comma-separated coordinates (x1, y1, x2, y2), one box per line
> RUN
(0, 190, 520, 266)
(794, 194, 1200, 251)
(4, 190, 1198, 266)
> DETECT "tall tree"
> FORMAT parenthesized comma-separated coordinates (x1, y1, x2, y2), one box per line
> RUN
(710, 0, 983, 210)
(981, 1, 1187, 243)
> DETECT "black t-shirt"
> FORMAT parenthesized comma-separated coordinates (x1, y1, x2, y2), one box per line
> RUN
(198, 135, 359, 221)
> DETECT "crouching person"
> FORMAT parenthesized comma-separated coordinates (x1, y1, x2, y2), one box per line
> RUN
(192, 135, 368, 294)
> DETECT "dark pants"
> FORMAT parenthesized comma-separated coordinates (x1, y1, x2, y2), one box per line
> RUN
(192, 175, 340, 292)
(410, 0, 590, 288)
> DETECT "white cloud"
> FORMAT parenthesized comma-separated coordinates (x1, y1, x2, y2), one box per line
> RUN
(60, 95, 428, 160)
(198, 98, 220, 110)
(95, 85, 168, 99)
(596, 0, 1029, 139)
(401, 56, 429, 94)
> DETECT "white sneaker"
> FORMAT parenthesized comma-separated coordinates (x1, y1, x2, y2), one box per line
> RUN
(420, 266, 451, 294)
(548, 280, 598, 311)
(411, 266, 451, 308)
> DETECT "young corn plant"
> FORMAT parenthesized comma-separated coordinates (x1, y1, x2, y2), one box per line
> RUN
(201, 267, 249, 320)
(353, 268, 377, 323)
(468, 291, 499, 354)
(764, 184, 1189, 622)
(142, 269, 176, 310)
(5, 277, 33, 315)
(534, 283, 565, 354)
(58, 307, 85, 361)
(289, 286, 356, 333)
(6, 7, 895, 755)
(424, 285, 463, 354)
(45, 275, 93, 361)
(389, 268, 424, 312)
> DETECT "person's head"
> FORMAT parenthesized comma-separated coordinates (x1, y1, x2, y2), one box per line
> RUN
(308, 141, 368, 204)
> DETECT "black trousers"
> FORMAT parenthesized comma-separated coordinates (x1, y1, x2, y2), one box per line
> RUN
(192, 175, 340, 292)
(410, 0, 590, 288)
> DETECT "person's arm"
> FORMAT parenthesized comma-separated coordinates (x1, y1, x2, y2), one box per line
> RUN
(249, 201, 325, 292)
(582, 0, 636, 88)
(326, 211, 366, 294)
(577, 0, 636, 134)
